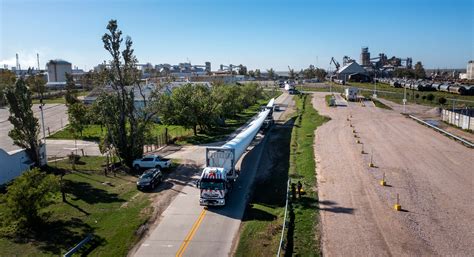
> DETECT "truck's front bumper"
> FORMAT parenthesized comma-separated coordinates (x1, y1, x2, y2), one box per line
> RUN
(200, 198, 225, 206)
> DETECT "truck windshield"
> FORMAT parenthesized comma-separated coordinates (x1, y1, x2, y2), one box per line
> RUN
(200, 180, 224, 190)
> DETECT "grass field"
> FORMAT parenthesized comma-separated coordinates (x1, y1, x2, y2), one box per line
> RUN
(0, 156, 152, 257)
(286, 94, 329, 256)
(235, 93, 329, 257)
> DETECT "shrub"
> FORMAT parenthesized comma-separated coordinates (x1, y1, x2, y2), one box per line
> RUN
(438, 97, 447, 105)
(426, 93, 435, 101)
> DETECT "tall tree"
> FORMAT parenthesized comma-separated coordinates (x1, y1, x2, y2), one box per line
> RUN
(414, 61, 426, 79)
(288, 68, 296, 79)
(0, 70, 16, 106)
(255, 69, 261, 79)
(65, 73, 79, 106)
(267, 68, 275, 80)
(5, 78, 42, 165)
(98, 19, 157, 167)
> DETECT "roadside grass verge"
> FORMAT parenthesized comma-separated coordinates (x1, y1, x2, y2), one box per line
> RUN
(287, 93, 329, 256)
(235, 117, 294, 257)
(0, 156, 152, 257)
(371, 98, 392, 110)
(236, 93, 329, 257)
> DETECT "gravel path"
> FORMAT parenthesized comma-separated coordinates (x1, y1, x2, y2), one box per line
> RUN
(313, 92, 474, 256)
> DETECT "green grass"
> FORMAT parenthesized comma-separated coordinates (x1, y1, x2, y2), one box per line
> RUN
(236, 109, 293, 257)
(288, 94, 329, 256)
(32, 97, 66, 104)
(371, 98, 392, 110)
(0, 156, 152, 257)
(349, 82, 474, 108)
(48, 124, 193, 143)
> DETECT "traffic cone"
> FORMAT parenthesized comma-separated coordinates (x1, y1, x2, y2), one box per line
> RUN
(380, 173, 386, 186)
(394, 193, 401, 211)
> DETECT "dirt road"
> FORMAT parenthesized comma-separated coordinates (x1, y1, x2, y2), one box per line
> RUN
(313, 92, 473, 256)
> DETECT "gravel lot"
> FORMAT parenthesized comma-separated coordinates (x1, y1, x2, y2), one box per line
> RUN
(313, 92, 473, 256)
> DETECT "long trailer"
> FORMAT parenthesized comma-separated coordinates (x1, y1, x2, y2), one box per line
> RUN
(197, 98, 274, 206)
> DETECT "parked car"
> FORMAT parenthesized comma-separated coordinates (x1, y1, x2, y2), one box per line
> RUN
(133, 154, 171, 170)
(136, 168, 163, 190)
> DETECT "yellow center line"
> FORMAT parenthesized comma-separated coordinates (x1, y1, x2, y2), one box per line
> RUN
(175, 208, 207, 257)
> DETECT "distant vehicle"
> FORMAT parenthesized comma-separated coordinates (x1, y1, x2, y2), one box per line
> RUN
(288, 89, 299, 95)
(136, 168, 163, 190)
(133, 155, 171, 170)
(344, 87, 358, 101)
(274, 105, 280, 111)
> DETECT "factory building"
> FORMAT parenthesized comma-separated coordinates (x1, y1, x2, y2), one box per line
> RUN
(336, 61, 368, 82)
(46, 59, 72, 87)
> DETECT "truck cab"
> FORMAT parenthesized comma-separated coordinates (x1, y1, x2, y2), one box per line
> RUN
(197, 167, 229, 206)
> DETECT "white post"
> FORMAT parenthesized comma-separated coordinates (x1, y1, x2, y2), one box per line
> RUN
(373, 73, 377, 98)
(39, 104, 47, 165)
(403, 87, 407, 114)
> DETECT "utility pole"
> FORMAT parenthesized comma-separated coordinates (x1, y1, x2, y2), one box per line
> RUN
(39, 96, 47, 165)
(403, 86, 407, 114)
(37, 53, 40, 71)
(373, 72, 377, 98)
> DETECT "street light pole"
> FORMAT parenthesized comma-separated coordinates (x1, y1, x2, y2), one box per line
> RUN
(403, 86, 407, 114)
(373, 72, 377, 98)
(39, 99, 47, 165)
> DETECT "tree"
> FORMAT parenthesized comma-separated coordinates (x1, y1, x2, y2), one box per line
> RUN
(267, 68, 275, 80)
(248, 70, 255, 78)
(238, 65, 247, 75)
(255, 69, 261, 79)
(0, 168, 59, 233)
(438, 97, 447, 105)
(426, 93, 434, 102)
(0, 70, 16, 106)
(25, 74, 46, 94)
(288, 68, 296, 80)
(96, 19, 157, 167)
(65, 73, 79, 106)
(68, 103, 88, 137)
(5, 78, 42, 166)
(414, 61, 426, 79)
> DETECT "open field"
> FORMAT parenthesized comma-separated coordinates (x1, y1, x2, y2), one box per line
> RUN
(0, 157, 152, 256)
(312, 92, 474, 256)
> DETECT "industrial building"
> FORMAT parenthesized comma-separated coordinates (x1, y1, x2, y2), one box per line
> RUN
(459, 60, 474, 80)
(333, 60, 369, 82)
(360, 47, 412, 70)
(46, 59, 72, 87)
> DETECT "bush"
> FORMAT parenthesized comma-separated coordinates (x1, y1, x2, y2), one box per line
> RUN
(415, 93, 420, 99)
(422, 95, 427, 100)
(438, 97, 447, 105)
(0, 168, 59, 234)
(426, 93, 435, 101)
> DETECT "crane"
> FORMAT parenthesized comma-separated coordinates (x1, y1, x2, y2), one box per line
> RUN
(330, 57, 340, 71)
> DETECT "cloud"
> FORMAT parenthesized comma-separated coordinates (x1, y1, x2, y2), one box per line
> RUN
(0, 50, 48, 69)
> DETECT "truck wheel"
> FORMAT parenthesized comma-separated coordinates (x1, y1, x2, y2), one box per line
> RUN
(134, 164, 140, 171)
(156, 165, 162, 169)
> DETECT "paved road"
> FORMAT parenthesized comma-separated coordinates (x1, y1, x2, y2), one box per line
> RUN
(0, 104, 68, 152)
(312, 92, 474, 256)
(132, 92, 293, 257)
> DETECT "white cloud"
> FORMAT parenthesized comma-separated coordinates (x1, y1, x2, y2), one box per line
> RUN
(0, 50, 49, 69)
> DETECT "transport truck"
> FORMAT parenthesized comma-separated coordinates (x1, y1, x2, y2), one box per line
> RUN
(196, 98, 274, 206)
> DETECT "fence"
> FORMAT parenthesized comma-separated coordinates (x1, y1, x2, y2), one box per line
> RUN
(442, 108, 474, 131)
(143, 127, 194, 153)
(277, 179, 290, 256)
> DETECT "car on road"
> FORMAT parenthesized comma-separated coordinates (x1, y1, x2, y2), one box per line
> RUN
(274, 105, 280, 111)
(136, 168, 163, 190)
(133, 154, 171, 170)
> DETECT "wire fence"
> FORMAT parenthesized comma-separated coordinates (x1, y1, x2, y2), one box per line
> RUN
(277, 179, 291, 256)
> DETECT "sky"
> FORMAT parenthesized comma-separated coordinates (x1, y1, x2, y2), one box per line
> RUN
(0, 0, 473, 71)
